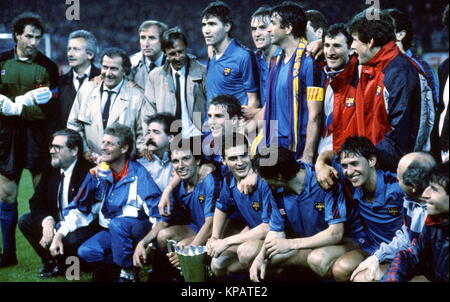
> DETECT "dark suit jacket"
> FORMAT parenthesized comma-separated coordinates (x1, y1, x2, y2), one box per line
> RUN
(56, 64, 101, 130)
(431, 58, 449, 161)
(29, 158, 93, 224)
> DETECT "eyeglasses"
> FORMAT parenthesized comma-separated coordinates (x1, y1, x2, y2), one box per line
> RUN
(49, 144, 64, 152)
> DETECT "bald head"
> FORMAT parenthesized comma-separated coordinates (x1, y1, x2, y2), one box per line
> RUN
(397, 152, 437, 200)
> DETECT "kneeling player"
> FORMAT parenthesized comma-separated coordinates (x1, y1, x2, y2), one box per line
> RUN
(249, 145, 361, 281)
(207, 132, 272, 278)
(151, 137, 219, 268)
(328, 136, 405, 281)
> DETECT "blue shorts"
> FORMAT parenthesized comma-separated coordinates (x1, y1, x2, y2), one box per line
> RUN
(188, 223, 199, 234)
(350, 231, 378, 255)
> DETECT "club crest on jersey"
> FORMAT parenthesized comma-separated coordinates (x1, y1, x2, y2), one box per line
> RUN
(376, 86, 382, 96)
(314, 201, 325, 213)
(199, 195, 205, 204)
(388, 206, 400, 217)
(223, 67, 231, 76)
(279, 208, 286, 216)
(252, 201, 261, 212)
(345, 97, 355, 107)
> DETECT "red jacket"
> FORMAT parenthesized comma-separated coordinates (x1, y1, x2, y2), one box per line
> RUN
(355, 41, 421, 170)
(329, 55, 359, 152)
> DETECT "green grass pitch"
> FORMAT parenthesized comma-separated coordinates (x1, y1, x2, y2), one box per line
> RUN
(0, 170, 90, 282)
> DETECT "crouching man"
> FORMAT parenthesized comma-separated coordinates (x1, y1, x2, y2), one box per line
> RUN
(249, 145, 362, 281)
(207, 132, 271, 279)
(133, 137, 220, 279)
(49, 124, 161, 282)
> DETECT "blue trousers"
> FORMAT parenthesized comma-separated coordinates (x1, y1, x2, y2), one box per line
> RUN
(77, 217, 151, 268)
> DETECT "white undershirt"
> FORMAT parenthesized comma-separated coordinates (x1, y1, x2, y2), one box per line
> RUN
(171, 65, 202, 138)
(72, 65, 92, 91)
(101, 79, 124, 113)
(144, 52, 164, 72)
(41, 159, 78, 226)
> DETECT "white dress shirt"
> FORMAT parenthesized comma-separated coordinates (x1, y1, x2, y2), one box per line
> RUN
(137, 151, 173, 192)
(73, 65, 92, 91)
(144, 52, 164, 72)
(101, 79, 124, 113)
(171, 65, 202, 138)
(41, 159, 78, 227)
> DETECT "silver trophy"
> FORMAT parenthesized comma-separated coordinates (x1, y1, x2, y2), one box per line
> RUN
(167, 240, 211, 282)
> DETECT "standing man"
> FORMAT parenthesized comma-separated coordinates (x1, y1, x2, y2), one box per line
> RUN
(348, 9, 423, 170)
(129, 20, 168, 90)
(67, 48, 147, 163)
(144, 27, 206, 138)
(251, 5, 280, 107)
(57, 30, 101, 130)
(19, 129, 94, 278)
(305, 9, 328, 43)
(431, 4, 449, 163)
(50, 124, 161, 282)
(202, 1, 260, 110)
(386, 8, 437, 153)
(317, 23, 359, 155)
(0, 12, 59, 267)
(256, 1, 325, 163)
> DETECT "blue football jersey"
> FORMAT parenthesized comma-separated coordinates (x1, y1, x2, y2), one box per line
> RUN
(206, 39, 259, 107)
(269, 162, 350, 237)
(217, 175, 273, 229)
(162, 174, 219, 231)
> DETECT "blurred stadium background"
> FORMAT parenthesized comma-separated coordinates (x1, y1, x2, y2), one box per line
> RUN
(0, 0, 448, 282)
(1, 0, 448, 73)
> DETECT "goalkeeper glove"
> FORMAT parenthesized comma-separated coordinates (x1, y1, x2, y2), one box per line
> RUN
(0, 94, 23, 116)
(15, 87, 52, 106)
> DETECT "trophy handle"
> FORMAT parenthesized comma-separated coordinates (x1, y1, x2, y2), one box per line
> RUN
(167, 240, 177, 253)
(166, 240, 182, 272)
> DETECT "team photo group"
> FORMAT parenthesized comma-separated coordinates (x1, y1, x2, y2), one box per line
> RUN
(0, 0, 448, 283)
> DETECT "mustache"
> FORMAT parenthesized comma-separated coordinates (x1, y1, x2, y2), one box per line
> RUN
(101, 74, 117, 79)
(146, 139, 157, 147)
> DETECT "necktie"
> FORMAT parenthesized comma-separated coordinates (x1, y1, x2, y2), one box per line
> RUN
(150, 62, 156, 72)
(102, 90, 114, 129)
(58, 172, 65, 218)
(76, 74, 87, 90)
(175, 72, 182, 120)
